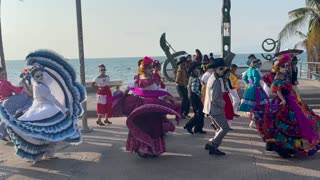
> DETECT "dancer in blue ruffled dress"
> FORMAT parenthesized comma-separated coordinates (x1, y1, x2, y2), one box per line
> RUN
(0, 50, 86, 162)
(239, 57, 269, 128)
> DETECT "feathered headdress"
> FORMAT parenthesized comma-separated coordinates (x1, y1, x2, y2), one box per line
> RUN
(272, 54, 291, 72)
(20, 68, 32, 85)
(138, 56, 154, 74)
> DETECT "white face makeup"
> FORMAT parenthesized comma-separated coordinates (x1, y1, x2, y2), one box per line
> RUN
(254, 62, 261, 69)
(33, 70, 44, 83)
(143, 64, 154, 77)
(279, 67, 287, 74)
(99, 67, 106, 74)
(279, 62, 290, 74)
(215, 66, 225, 76)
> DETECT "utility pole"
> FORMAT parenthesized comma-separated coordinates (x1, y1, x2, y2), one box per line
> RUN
(0, 0, 7, 79)
(75, 0, 90, 132)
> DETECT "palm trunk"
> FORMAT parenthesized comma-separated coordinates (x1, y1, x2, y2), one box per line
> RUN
(306, 20, 320, 78)
(76, 0, 90, 132)
(0, 0, 7, 79)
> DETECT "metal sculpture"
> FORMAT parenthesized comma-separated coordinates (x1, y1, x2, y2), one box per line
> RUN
(222, 0, 231, 58)
(222, 0, 235, 66)
(160, 33, 187, 82)
(261, 38, 279, 61)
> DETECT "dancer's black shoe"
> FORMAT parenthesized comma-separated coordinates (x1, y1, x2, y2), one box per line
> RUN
(194, 129, 207, 134)
(96, 121, 105, 126)
(234, 114, 240, 117)
(137, 151, 148, 158)
(205, 143, 212, 150)
(183, 125, 194, 135)
(209, 148, 226, 155)
(265, 142, 273, 151)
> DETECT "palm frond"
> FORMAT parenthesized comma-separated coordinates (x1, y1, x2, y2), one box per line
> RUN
(294, 39, 307, 49)
(278, 15, 310, 44)
(308, 17, 316, 31)
(296, 31, 308, 39)
(289, 7, 313, 19)
(305, 0, 320, 8)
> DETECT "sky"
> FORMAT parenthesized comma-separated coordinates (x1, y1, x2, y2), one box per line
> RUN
(2, 0, 306, 60)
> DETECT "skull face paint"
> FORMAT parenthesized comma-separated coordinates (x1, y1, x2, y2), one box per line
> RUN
(279, 63, 290, 74)
(32, 70, 44, 83)
(215, 66, 225, 77)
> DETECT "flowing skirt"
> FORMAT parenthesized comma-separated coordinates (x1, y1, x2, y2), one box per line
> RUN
(252, 94, 320, 157)
(113, 94, 180, 155)
(0, 94, 33, 139)
(223, 92, 234, 120)
(240, 84, 269, 112)
(0, 101, 81, 161)
(96, 86, 112, 117)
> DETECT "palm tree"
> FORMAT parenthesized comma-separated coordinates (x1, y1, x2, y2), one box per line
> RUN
(278, 0, 320, 67)
(294, 31, 308, 49)
(0, 0, 24, 79)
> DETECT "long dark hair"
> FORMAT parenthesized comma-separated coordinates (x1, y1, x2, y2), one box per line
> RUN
(195, 49, 203, 61)
(223, 69, 233, 89)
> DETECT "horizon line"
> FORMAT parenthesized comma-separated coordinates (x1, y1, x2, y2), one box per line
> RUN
(6, 51, 306, 61)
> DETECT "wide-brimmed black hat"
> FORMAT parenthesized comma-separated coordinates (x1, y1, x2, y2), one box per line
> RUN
(207, 58, 226, 69)
(177, 56, 187, 65)
(187, 62, 201, 74)
(274, 49, 303, 57)
(248, 54, 256, 60)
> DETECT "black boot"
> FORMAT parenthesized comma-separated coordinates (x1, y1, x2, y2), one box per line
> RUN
(137, 151, 148, 158)
(205, 143, 212, 150)
(209, 148, 226, 155)
(194, 129, 207, 134)
(183, 124, 194, 135)
(265, 142, 273, 151)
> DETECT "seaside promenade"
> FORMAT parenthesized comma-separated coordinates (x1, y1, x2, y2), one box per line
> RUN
(1, 79, 320, 180)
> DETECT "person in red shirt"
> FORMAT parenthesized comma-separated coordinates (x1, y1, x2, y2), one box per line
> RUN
(153, 60, 165, 88)
(0, 67, 23, 141)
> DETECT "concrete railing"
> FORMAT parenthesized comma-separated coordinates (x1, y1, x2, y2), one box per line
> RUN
(297, 62, 320, 80)
(85, 80, 123, 93)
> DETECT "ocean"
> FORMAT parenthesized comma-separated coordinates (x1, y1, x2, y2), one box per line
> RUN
(5, 53, 308, 87)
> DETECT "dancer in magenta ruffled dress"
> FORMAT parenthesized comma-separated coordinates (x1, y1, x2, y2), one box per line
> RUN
(113, 56, 180, 158)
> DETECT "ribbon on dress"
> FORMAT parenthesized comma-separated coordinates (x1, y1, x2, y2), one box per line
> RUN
(129, 87, 170, 98)
(248, 81, 269, 105)
(286, 94, 318, 143)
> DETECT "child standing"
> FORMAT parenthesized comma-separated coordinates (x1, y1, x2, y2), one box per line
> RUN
(91, 64, 112, 126)
(183, 62, 206, 134)
(153, 60, 165, 89)
(175, 56, 190, 119)
(113, 85, 123, 96)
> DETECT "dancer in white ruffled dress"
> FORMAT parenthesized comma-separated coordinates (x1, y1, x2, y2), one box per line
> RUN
(0, 50, 86, 162)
